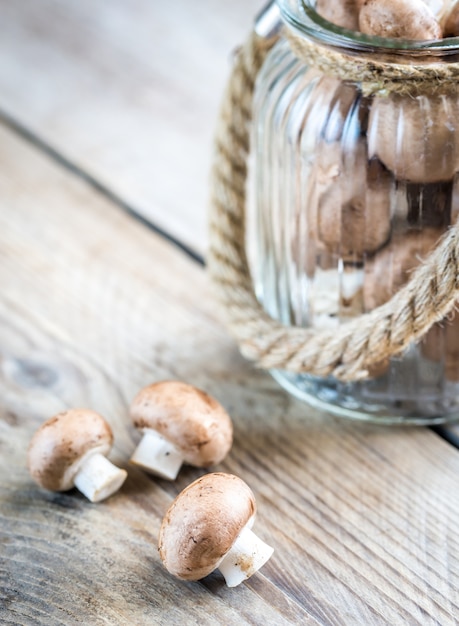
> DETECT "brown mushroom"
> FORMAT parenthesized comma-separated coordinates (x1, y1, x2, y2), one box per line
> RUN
(359, 0, 442, 39)
(129, 381, 233, 480)
(368, 93, 459, 184)
(27, 409, 127, 502)
(158, 473, 274, 587)
(316, 0, 361, 30)
(317, 154, 392, 260)
(363, 227, 443, 310)
(442, 0, 459, 35)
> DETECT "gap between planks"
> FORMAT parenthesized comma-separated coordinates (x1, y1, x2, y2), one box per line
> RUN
(0, 108, 204, 267)
(0, 107, 458, 454)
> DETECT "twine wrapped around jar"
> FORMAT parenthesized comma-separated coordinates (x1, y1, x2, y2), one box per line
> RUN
(208, 26, 459, 382)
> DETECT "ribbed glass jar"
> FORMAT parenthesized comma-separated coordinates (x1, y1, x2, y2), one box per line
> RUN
(249, 0, 459, 423)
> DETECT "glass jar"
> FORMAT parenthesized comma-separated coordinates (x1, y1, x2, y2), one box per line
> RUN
(248, 0, 459, 423)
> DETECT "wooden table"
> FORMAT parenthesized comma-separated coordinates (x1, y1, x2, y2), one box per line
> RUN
(1, 2, 459, 624)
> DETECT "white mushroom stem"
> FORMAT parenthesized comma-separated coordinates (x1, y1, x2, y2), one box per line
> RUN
(218, 525, 274, 587)
(130, 428, 183, 480)
(73, 453, 127, 503)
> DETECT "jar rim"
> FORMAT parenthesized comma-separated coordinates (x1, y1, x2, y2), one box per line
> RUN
(277, 0, 459, 55)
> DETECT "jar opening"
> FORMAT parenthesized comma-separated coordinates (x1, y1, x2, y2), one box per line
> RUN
(277, 0, 459, 56)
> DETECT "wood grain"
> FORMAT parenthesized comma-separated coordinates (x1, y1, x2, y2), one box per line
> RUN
(0, 0, 261, 257)
(1, 123, 459, 625)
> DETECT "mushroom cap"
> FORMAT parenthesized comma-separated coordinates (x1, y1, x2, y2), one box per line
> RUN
(368, 92, 459, 183)
(363, 227, 442, 310)
(158, 473, 256, 581)
(315, 0, 361, 31)
(443, 2, 459, 37)
(27, 409, 113, 491)
(130, 381, 233, 467)
(316, 147, 392, 259)
(359, 0, 442, 40)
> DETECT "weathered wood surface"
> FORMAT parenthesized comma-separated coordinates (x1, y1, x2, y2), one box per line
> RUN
(1, 1, 459, 624)
(0, 0, 260, 257)
(1, 124, 459, 625)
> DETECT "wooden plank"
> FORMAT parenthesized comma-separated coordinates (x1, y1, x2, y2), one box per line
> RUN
(1, 124, 459, 625)
(0, 0, 261, 257)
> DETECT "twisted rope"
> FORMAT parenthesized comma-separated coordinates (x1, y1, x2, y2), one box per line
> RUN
(285, 29, 459, 96)
(208, 30, 459, 382)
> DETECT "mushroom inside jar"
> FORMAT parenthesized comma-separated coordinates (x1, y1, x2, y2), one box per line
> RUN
(315, 0, 446, 39)
(300, 4, 459, 376)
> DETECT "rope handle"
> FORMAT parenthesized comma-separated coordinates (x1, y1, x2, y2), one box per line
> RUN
(208, 29, 459, 382)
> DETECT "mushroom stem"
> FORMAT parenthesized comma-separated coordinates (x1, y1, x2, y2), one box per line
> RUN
(73, 453, 127, 503)
(218, 525, 274, 587)
(130, 428, 183, 480)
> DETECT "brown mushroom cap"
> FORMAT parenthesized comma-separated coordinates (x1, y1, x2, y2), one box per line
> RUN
(359, 0, 442, 40)
(316, 0, 361, 31)
(158, 473, 256, 581)
(130, 381, 233, 467)
(363, 227, 442, 310)
(443, 2, 459, 36)
(368, 93, 459, 183)
(317, 152, 392, 260)
(27, 409, 113, 491)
